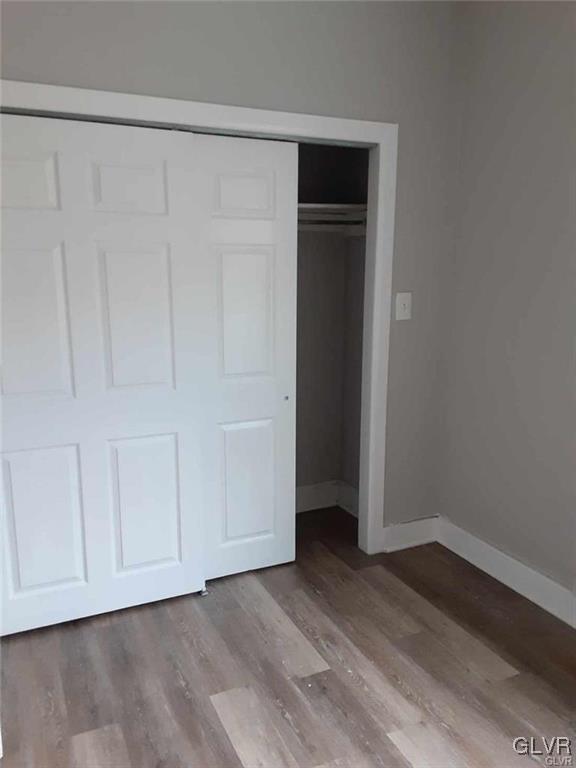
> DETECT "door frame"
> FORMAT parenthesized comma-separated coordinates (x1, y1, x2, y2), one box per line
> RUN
(0, 79, 398, 555)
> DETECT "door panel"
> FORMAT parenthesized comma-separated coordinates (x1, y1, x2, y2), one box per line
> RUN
(91, 160, 167, 214)
(99, 245, 175, 388)
(220, 246, 273, 376)
(215, 171, 275, 217)
(193, 134, 297, 580)
(3, 444, 86, 592)
(3, 245, 74, 396)
(1, 153, 61, 209)
(221, 419, 275, 541)
(109, 433, 181, 571)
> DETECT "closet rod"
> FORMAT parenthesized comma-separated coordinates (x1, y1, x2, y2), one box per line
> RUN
(297, 203, 367, 235)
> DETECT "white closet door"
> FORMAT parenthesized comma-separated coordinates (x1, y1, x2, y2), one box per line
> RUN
(1, 114, 205, 634)
(191, 134, 298, 580)
(1, 114, 296, 634)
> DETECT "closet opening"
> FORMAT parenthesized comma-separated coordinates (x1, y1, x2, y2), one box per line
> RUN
(296, 143, 369, 544)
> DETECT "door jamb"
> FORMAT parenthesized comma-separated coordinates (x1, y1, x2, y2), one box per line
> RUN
(0, 79, 398, 555)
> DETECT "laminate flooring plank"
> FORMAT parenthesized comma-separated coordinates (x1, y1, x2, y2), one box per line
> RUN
(281, 587, 422, 732)
(387, 721, 477, 768)
(9, 629, 71, 768)
(260, 548, 534, 765)
(394, 630, 566, 761)
(314, 757, 380, 768)
(210, 686, 300, 768)
(58, 620, 118, 736)
(1, 634, 37, 768)
(163, 594, 248, 695)
(382, 543, 576, 707)
(483, 673, 576, 741)
(93, 613, 199, 768)
(296, 541, 421, 640)
(360, 564, 518, 682)
(199, 577, 339, 767)
(294, 670, 411, 768)
(396, 630, 506, 702)
(70, 724, 131, 768)
(132, 600, 244, 768)
(348, 615, 532, 768)
(225, 572, 330, 678)
(295, 508, 375, 572)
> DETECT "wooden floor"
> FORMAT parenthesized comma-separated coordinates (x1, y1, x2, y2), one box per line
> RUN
(2, 508, 575, 767)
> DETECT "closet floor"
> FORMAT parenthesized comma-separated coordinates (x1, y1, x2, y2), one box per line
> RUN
(2, 508, 575, 767)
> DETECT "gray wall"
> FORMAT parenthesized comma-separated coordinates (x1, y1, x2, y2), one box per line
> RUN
(296, 232, 347, 488)
(0, 1, 457, 529)
(438, 4, 576, 589)
(296, 232, 365, 491)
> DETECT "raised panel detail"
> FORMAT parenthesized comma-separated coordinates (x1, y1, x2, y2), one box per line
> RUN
(2, 245, 74, 397)
(99, 246, 175, 388)
(215, 173, 274, 218)
(221, 248, 273, 376)
(1, 153, 60, 209)
(110, 434, 181, 571)
(3, 445, 86, 592)
(92, 162, 167, 214)
(221, 420, 274, 541)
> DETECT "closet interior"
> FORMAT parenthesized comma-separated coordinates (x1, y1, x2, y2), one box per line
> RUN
(296, 144, 369, 521)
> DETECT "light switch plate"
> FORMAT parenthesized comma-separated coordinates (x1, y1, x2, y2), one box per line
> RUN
(395, 292, 412, 321)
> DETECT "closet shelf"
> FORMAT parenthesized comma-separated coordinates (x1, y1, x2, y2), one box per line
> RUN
(298, 204, 367, 235)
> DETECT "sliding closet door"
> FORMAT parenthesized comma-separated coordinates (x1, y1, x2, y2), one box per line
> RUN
(1, 115, 297, 634)
(1, 114, 208, 634)
(192, 135, 298, 579)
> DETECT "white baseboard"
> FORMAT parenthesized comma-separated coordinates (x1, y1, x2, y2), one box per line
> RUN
(296, 481, 358, 516)
(438, 518, 576, 629)
(296, 481, 340, 513)
(377, 516, 439, 553)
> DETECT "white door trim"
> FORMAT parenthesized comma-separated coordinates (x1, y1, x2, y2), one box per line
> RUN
(0, 79, 399, 556)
